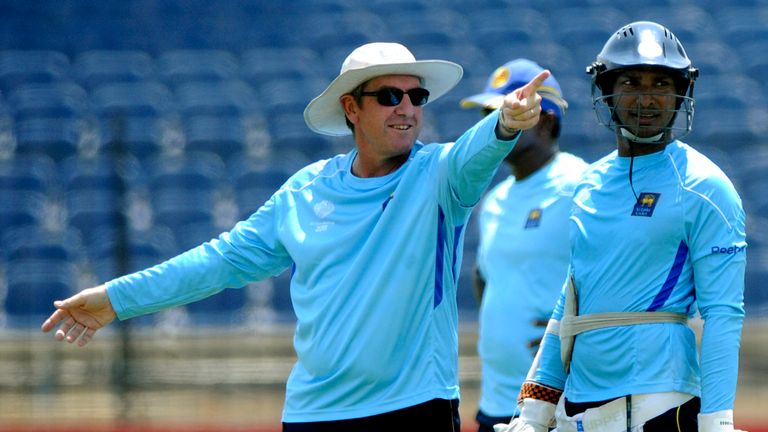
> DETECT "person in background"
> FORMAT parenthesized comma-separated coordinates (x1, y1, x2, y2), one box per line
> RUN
(41, 42, 550, 432)
(496, 21, 747, 432)
(460, 59, 588, 432)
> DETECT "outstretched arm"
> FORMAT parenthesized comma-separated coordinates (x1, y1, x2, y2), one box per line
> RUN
(41, 284, 117, 347)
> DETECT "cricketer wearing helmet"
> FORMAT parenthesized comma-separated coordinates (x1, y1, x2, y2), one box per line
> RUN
(495, 21, 747, 432)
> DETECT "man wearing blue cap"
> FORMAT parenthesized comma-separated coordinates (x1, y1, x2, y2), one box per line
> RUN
(460, 59, 588, 432)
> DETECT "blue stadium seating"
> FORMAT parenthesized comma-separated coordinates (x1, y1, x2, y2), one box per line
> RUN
(240, 47, 325, 84)
(0, 50, 72, 96)
(7, 82, 90, 121)
(14, 116, 81, 160)
(91, 81, 173, 118)
(3, 257, 78, 319)
(0, 152, 57, 192)
(715, 7, 768, 46)
(228, 152, 311, 220)
(385, 9, 469, 47)
(145, 152, 227, 246)
(182, 114, 248, 160)
(2, 225, 82, 262)
(175, 80, 258, 116)
(157, 49, 240, 89)
(0, 0, 766, 322)
(0, 154, 56, 235)
(74, 50, 157, 90)
(464, 7, 549, 47)
(87, 225, 178, 282)
(287, 11, 387, 56)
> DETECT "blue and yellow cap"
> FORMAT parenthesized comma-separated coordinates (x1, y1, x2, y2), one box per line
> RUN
(460, 58, 568, 118)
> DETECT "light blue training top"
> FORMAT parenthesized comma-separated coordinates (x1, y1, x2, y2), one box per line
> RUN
(106, 111, 516, 422)
(476, 152, 588, 417)
(533, 141, 746, 414)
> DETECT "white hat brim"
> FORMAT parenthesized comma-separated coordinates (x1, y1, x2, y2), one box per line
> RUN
(304, 60, 463, 136)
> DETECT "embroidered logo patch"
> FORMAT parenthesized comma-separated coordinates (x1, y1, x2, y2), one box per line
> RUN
(632, 193, 661, 217)
(524, 208, 542, 228)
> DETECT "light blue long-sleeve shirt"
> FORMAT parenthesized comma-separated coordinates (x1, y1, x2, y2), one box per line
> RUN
(476, 152, 587, 417)
(106, 111, 516, 422)
(533, 141, 746, 414)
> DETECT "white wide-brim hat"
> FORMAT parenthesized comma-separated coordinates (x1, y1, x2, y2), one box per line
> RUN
(303, 42, 464, 136)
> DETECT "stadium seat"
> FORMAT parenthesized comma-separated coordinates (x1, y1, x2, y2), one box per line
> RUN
(87, 225, 178, 282)
(0, 152, 57, 193)
(7, 82, 90, 121)
(631, 5, 716, 45)
(259, 77, 319, 120)
(241, 47, 325, 84)
(0, 191, 47, 239)
(1, 225, 82, 262)
(686, 41, 745, 77)
(73, 50, 156, 90)
(286, 11, 387, 56)
(90, 81, 176, 158)
(0, 50, 72, 96)
(0, 154, 55, 234)
(157, 49, 240, 89)
(691, 107, 759, 150)
(266, 110, 332, 160)
(65, 186, 126, 244)
(92, 81, 174, 118)
(549, 7, 630, 67)
(184, 286, 249, 325)
(715, 7, 768, 46)
(736, 40, 768, 84)
(408, 42, 490, 82)
(230, 156, 299, 220)
(175, 80, 258, 116)
(14, 116, 81, 160)
(60, 153, 142, 193)
(465, 7, 549, 47)
(385, 10, 469, 47)
(146, 152, 227, 243)
(3, 257, 78, 319)
(182, 113, 247, 159)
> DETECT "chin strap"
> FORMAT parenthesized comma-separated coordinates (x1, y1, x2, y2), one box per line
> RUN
(620, 127, 664, 144)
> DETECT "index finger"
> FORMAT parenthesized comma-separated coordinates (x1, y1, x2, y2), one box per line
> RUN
(41, 307, 70, 333)
(518, 70, 551, 99)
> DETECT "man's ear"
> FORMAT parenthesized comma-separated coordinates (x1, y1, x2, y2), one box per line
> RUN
(340, 94, 358, 121)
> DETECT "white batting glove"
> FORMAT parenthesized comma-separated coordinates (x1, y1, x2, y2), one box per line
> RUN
(698, 410, 747, 432)
(493, 399, 555, 432)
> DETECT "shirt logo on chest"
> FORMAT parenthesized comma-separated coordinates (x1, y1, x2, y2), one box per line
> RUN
(524, 208, 542, 229)
(313, 200, 335, 218)
(312, 200, 335, 232)
(631, 192, 661, 217)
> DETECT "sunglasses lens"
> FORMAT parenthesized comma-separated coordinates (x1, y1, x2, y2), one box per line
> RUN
(379, 88, 404, 106)
(408, 88, 430, 106)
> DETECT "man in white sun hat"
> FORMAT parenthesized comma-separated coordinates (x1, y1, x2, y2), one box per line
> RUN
(42, 42, 550, 431)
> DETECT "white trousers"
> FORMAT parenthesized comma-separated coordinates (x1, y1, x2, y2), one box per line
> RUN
(552, 392, 694, 432)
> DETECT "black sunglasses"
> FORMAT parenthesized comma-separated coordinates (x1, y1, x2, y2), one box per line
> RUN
(360, 87, 430, 107)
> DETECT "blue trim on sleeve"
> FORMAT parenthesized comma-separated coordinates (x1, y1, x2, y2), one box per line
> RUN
(647, 240, 689, 311)
(451, 224, 463, 282)
(435, 206, 445, 308)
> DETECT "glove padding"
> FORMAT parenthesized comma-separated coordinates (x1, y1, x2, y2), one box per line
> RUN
(698, 410, 747, 432)
(493, 398, 555, 432)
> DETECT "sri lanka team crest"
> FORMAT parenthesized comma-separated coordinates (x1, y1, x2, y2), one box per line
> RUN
(524, 208, 542, 229)
(632, 193, 661, 217)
